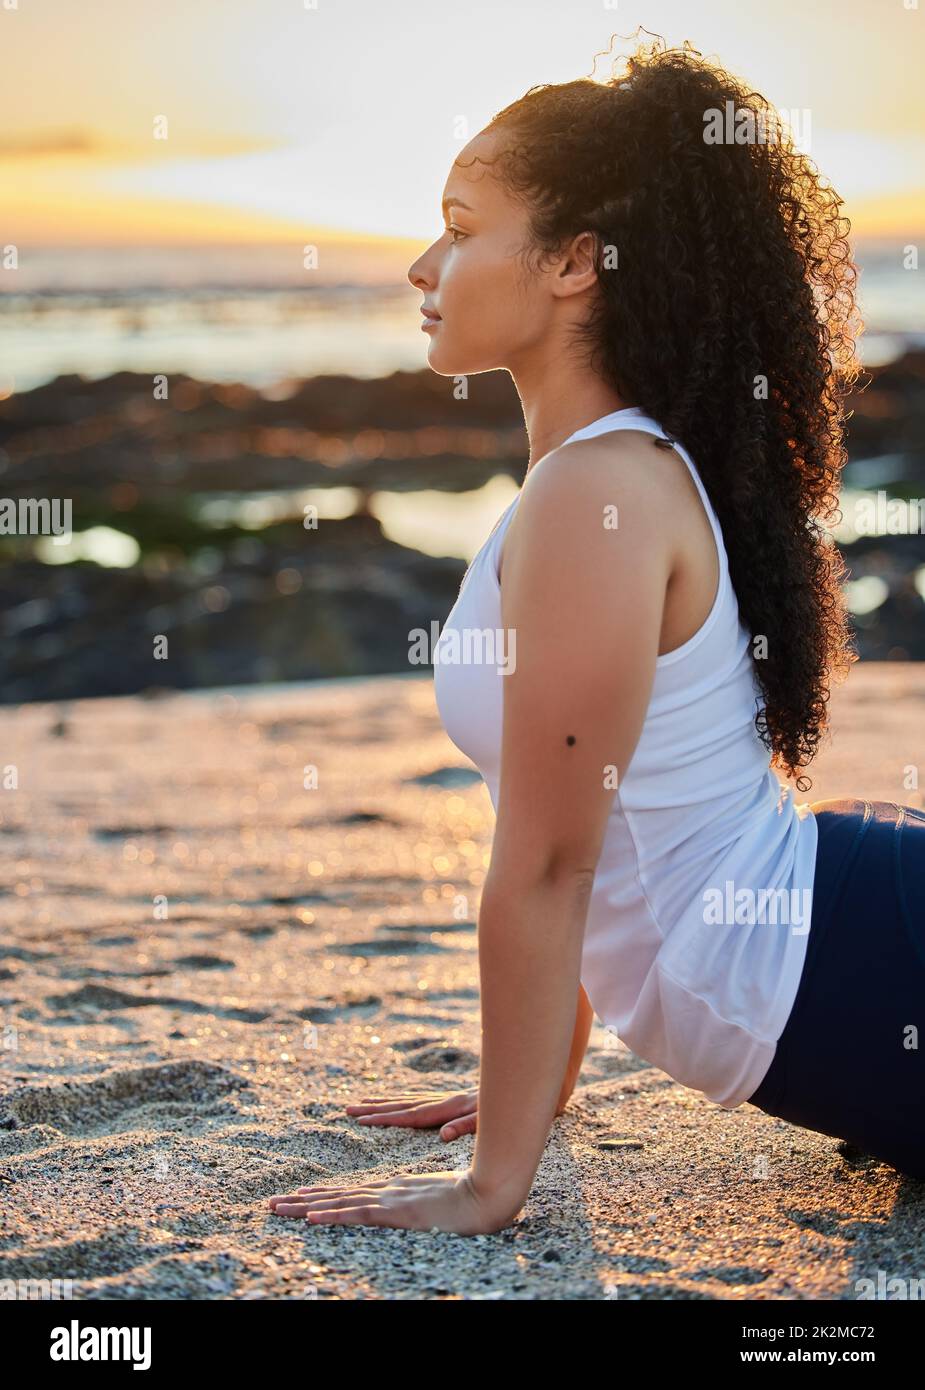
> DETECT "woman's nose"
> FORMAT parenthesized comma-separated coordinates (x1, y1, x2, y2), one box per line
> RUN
(407, 240, 440, 290)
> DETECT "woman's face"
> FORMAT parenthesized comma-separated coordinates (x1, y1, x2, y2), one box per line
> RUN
(407, 128, 557, 377)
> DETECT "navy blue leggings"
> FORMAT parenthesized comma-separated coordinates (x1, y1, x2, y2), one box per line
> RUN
(747, 798, 925, 1179)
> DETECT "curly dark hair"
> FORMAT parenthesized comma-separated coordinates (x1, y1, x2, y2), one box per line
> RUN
(467, 36, 862, 792)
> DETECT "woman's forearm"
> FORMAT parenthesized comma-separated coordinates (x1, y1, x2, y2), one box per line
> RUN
(469, 865, 594, 1219)
(556, 983, 594, 1114)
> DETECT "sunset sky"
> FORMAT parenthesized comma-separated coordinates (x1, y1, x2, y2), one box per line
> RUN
(2, 0, 923, 261)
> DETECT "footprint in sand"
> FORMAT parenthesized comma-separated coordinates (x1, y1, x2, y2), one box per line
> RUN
(3, 1059, 250, 1137)
(46, 983, 268, 1023)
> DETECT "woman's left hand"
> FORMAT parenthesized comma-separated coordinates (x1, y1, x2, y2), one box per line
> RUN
(267, 1168, 520, 1235)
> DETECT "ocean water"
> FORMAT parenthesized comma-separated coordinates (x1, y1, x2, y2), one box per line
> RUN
(1, 239, 921, 396)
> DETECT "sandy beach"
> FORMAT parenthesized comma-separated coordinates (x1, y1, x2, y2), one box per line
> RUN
(1, 663, 924, 1300)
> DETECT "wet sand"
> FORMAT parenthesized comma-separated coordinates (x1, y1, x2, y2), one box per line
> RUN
(1, 664, 924, 1299)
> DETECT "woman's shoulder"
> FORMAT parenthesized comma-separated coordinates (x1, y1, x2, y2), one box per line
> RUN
(508, 428, 683, 574)
(529, 426, 700, 523)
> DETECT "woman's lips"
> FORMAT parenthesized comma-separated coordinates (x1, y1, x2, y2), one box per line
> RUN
(421, 317, 441, 331)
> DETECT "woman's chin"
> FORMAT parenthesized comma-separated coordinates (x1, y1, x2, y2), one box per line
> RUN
(425, 343, 463, 375)
(425, 340, 494, 376)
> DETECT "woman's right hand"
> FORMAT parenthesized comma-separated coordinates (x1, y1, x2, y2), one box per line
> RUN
(344, 1088, 479, 1141)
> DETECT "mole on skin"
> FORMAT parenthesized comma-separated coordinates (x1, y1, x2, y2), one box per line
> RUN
(566, 735, 576, 746)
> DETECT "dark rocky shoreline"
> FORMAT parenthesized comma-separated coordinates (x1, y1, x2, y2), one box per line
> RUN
(1, 353, 924, 701)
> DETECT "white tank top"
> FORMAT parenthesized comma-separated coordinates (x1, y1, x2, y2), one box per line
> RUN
(433, 407, 819, 1109)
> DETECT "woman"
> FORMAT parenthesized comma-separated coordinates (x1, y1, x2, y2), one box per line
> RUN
(269, 40, 925, 1234)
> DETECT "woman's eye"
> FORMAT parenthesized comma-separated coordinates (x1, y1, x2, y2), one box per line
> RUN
(448, 226, 468, 244)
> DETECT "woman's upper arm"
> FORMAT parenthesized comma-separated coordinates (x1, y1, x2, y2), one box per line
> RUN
(489, 434, 673, 889)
